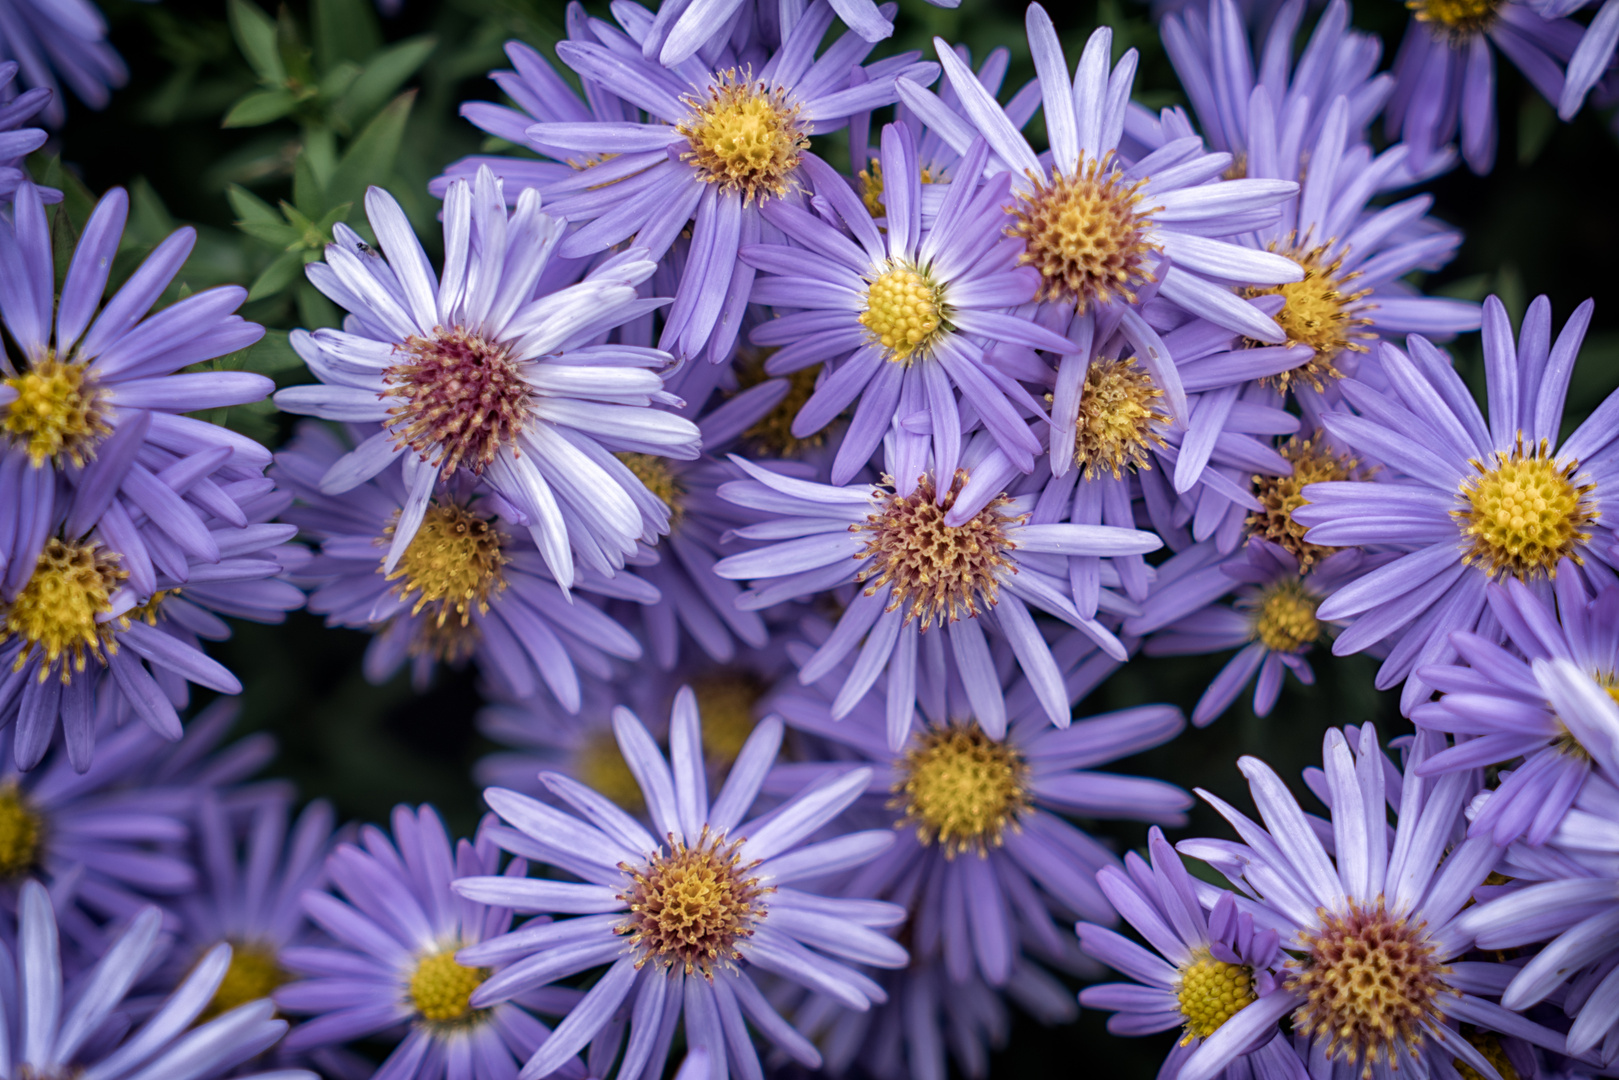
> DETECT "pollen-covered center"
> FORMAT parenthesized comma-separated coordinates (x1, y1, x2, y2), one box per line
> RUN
(1288, 900, 1452, 1076)
(1008, 153, 1156, 311)
(678, 70, 809, 203)
(1245, 579, 1322, 652)
(384, 327, 531, 478)
(409, 947, 490, 1026)
(860, 262, 946, 363)
(618, 453, 686, 528)
(1244, 244, 1373, 392)
(1250, 433, 1359, 569)
(618, 827, 770, 978)
(2, 537, 127, 682)
(693, 674, 763, 765)
(1454, 436, 1595, 580)
(1408, 0, 1501, 38)
(384, 500, 509, 637)
(1177, 948, 1256, 1042)
(854, 471, 1022, 629)
(200, 941, 289, 1022)
(741, 363, 825, 458)
(859, 157, 940, 218)
(1072, 356, 1169, 478)
(3, 355, 110, 467)
(578, 729, 646, 813)
(893, 723, 1030, 857)
(0, 783, 42, 879)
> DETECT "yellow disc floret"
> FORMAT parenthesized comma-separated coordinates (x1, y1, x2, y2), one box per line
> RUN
(3, 354, 109, 467)
(409, 948, 489, 1026)
(1249, 434, 1360, 569)
(693, 674, 763, 765)
(0, 783, 42, 879)
(618, 452, 685, 528)
(618, 826, 771, 978)
(1070, 357, 1169, 479)
(1408, 0, 1501, 38)
(1245, 243, 1373, 392)
(892, 723, 1031, 856)
(1008, 153, 1156, 311)
(860, 262, 946, 363)
(858, 157, 940, 218)
(578, 729, 646, 813)
(1454, 436, 1595, 580)
(740, 362, 825, 458)
(853, 471, 1023, 630)
(1245, 579, 1322, 652)
(678, 70, 809, 203)
(1177, 948, 1256, 1043)
(384, 500, 509, 630)
(1288, 900, 1453, 1078)
(2, 538, 127, 682)
(199, 942, 290, 1022)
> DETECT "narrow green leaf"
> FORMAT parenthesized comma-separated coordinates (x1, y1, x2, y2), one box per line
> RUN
(247, 250, 308, 301)
(313, 0, 381, 71)
(223, 88, 299, 128)
(326, 89, 414, 209)
(227, 183, 283, 228)
(227, 0, 285, 84)
(293, 150, 328, 218)
(333, 36, 435, 129)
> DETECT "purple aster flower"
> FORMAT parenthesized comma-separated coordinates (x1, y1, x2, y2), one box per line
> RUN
(1294, 295, 1619, 714)
(766, 653, 1189, 987)
(273, 167, 701, 590)
(1173, 724, 1568, 1080)
(1413, 575, 1619, 846)
(1, 180, 271, 585)
(1135, 538, 1384, 727)
(742, 128, 1070, 486)
(898, 11, 1305, 344)
(1076, 827, 1303, 1079)
(273, 421, 651, 709)
(516, 0, 939, 365)
(277, 803, 584, 1080)
(2, 878, 311, 1080)
(450, 687, 909, 1080)
(0, 0, 124, 126)
(0, 62, 52, 201)
(1387, 0, 1589, 172)
(713, 436, 1162, 744)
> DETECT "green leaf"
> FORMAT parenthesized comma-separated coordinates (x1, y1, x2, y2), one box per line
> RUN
(227, 0, 285, 84)
(228, 328, 303, 374)
(326, 89, 415, 209)
(128, 179, 177, 246)
(297, 280, 342, 329)
(1518, 94, 1556, 166)
(318, 60, 362, 104)
(227, 184, 297, 246)
(248, 249, 309, 300)
(333, 36, 435, 129)
(223, 88, 300, 127)
(313, 0, 381, 71)
(292, 150, 328, 218)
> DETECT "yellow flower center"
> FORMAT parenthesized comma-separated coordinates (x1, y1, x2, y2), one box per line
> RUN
(1288, 900, 1453, 1077)
(1454, 436, 1595, 580)
(1244, 244, 1373, 392)
(1408, 0, 1500, 37)
(618, 452, 685, 528)
(858, 157, 940, 218)
(1177, 949, 1256, 1043)
(1070, 357, 1169, 479)
(618, 827, 771, 978)
(892, 723, 1030, 856)
(383, 328, 531, 478)
(1245, 579, 1322, 652)
(384, 500, 509, 633)
(1249, 433, 1359, 570)
(860, 262, 946, 364)
(1008, 153, 1156, 311)
(854, 471, 1022, 630)
(3, 355, 109, 467)
(577, 729, 646, 813)
(0, 783, 42, 879)
(677, 70, 809, 203)
(1455, 1029, 1520, 1080)
(2, 538, 127, 682)
(693, 674, 763, 766)
(408, 948, 490, 1026)
(740, 362, 826, 458)
(199, 942, 289, 1023)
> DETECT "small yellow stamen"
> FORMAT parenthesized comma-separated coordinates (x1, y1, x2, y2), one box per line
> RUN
(409, 948, 489, 1026)
(1176, 948, 1256, 1043)
(738, 361, 826, 458)
(860, 262, 946, 364)
(3, 355, 109, 467)
(891, 723, 1030, 857)
(383, 328, 531, 478)
(383, 501, 509, 630)
(1067, 357, 1169, 479)
(1244, 242, 1374, 392)
(677, 70, 809, 203)
(1408, 0, 1501, 38)
(618, 453, 685, 528)
(1249, 434, 1360, 570)
(199, 942, 289, 1022)
(617, 827, 771, 979)
(1454, 1029, 1521, 1080)
(1244, 579, 1322, 652)
(578, 729, 646, 813)
(1008, 153, 1156, 311)
(1, 538, 127, 682)
(1454, 435, 1595, 580)
(693, 674, 763, 766)
(0, 782, 42, 879)
(858, 157, 940, 218)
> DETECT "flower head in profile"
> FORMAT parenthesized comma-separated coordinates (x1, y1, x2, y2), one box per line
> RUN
(1295, 295, 1619, 714)
(274, 167, 701, 590)
(450, 687, 909, 1080)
